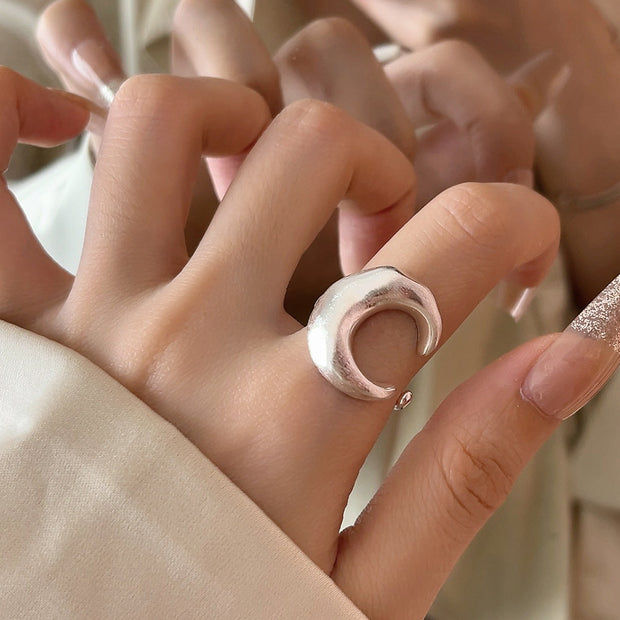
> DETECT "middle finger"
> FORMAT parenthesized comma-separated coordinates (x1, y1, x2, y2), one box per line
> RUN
(172, 0, 282, 113)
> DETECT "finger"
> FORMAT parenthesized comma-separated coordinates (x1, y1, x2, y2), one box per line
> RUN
(348, 0, 442, 50)
(172, 0, 281, 114)
(36, 0, 125, 109)
(0, 69, 90, 324)
(293, 0, 389, 47)
(274, 17, 417, 273)
(350, 0, 508, 56)
(333, 312, 619, 617)
(386, 41, 536, 207)
(333, 336, 561, 617)
(76, 75, 270, 290)
(188, 99, 417, 313)
(171, 0, 280, 199)
(283, 183, 559, 477)
(197, 183, 559, 567)
(275, 17, 415, 158)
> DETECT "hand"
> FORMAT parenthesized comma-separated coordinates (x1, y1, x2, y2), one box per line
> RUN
(36, 0, 545, 320)
(170, 0, 546, 201)
(349, 0, 540, 73)
(349, 0, 620, 303)
(2, 67, 600, 619)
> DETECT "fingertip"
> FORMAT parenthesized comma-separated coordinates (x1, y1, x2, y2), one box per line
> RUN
(38, 88, 98, 143)
(0, 69, 91, 156)
(172, 0, 282, 114)
(509, 51, 571, 119)
(36, 0, 125, 107)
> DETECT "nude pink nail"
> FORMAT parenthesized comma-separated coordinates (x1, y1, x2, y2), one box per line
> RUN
(521, 275, 620, 419)
(72, 39, 124, 107)
(496, 281, 537, 322)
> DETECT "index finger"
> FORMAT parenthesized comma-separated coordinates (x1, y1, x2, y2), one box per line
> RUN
(77, 75, 271, 290)
(334, 273, 620, 615)
(0, 68, 89, 322)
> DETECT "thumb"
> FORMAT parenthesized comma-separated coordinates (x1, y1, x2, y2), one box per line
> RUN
(332, 276, 620, 618)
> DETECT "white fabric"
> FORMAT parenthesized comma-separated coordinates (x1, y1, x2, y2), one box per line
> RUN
(10, 139, 92, 273)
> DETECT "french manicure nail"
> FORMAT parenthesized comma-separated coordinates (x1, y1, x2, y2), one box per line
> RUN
(71, 39, 125, 107)
(511, 50, 571, 118)
(496, 281, 537, 322)
(503, 169, 534, 188)
(521, 275, 620, 420)
(47, 88, 108, 131)
(545, 64, 572, 106)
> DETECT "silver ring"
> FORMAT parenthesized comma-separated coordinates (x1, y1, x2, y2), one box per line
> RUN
(307, 266, 442, 401)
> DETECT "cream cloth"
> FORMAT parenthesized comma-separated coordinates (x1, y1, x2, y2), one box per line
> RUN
(0, 320, 364, 619)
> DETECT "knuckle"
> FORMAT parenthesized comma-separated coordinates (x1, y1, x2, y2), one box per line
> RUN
(436, 183, 516, 257)
(437, 431, 517, 529)
(112, 74, 180, 118)
(278, 98, 351, 141)
(295, 17, 367, 55)
(278, 18, 369, 85)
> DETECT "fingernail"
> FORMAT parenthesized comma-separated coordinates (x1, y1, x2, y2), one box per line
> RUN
(521, 275, 620, 419)
(503, 169, 534, 188)
(72, 40, 125, 107)
(496, 281, 537, 322)
(511, 50, 571, 117)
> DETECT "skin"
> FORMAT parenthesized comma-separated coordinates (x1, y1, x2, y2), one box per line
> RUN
(37, 0, 551, 322)
(37, 0, 620, 304)
(347, 0, 620, 304)
(0, 66, 577, 619)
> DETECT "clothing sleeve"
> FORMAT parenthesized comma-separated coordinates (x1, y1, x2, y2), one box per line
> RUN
(0, 320, 365, 619)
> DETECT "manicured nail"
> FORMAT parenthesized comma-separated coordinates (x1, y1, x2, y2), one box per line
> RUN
(496, 281, 537, 322)
(71, 39, 125, 107)
(521, 275, 620, 419)
(511, 50, 571, 118)
(503, 169, 534, 188)
(545, 64, 572, 105)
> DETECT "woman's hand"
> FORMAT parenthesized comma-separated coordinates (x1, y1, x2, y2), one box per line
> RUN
(170, 0, 545, 202)
(348, 0, 620, 303)
(2, 68, 607, 619)
(36, 0, 547, 320)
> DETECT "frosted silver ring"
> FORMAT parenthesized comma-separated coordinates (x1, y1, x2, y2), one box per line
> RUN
(307, 266, 442, 402)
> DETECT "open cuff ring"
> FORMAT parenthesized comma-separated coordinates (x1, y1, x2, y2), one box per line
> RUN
(307, 266, 442, 404)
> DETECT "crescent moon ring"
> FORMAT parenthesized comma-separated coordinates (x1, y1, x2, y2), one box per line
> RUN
(307, 266, 442, 401)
